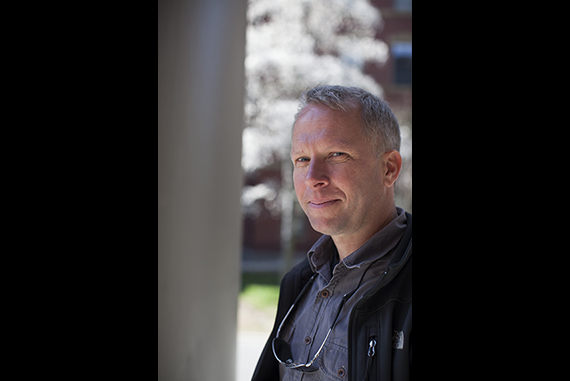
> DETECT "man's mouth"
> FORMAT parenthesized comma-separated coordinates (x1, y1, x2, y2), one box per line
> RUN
(308, 199, 341, 208)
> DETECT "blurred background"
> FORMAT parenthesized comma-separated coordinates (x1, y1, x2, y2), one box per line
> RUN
(236, 1, 412, 380)
(158, 1, 410, 380)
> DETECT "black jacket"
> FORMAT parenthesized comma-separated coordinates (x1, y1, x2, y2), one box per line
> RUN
(252, 213, 412, 381)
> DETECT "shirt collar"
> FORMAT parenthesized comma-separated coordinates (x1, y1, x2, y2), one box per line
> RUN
(307, 207, 408, 274)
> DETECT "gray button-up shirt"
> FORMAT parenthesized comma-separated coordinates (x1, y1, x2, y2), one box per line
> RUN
(279, 208, 407, 380)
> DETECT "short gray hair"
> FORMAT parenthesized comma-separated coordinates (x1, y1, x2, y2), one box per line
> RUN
(294, 85, 400, 154)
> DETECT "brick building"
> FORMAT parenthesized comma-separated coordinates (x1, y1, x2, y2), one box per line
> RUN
(367, 0, 412, 117)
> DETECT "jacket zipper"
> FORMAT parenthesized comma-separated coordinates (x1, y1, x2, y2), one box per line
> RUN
(368, 338, 377, 357)
(362, 337, 377, 381)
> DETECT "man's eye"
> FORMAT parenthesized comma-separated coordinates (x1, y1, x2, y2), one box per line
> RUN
(296, 157, 309, 163)
(331, 152, 346, 157)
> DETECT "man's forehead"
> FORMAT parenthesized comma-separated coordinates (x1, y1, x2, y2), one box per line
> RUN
(292, 129, 352, 146)
(292, 105, 364, 144)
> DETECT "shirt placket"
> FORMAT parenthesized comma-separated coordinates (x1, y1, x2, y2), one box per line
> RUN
(300, 265, 348, 365)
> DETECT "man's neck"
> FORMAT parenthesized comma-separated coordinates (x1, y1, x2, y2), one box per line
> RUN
(332, 207, 398, 261)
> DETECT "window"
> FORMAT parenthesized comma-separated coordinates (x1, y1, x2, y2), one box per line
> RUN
(394, 0, 412, 12)
(392, 42, 412, 85)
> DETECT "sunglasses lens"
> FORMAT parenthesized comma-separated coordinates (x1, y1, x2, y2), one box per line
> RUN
(273, 338, 294, 364)
(272, 338, 319, 373)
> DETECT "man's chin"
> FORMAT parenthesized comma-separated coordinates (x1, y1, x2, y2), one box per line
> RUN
(308, 218, 345, 237)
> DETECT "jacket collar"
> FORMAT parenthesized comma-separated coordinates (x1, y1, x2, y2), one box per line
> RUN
(363, 212, 412, 294)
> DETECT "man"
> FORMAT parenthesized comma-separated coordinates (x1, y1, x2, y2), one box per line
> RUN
(252, 85, 412, 381)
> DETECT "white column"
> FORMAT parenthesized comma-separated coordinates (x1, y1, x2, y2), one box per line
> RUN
(158, 0, 247, 380)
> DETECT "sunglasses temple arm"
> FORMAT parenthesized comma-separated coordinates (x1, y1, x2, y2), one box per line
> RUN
(276, 273, 318, 338)
(305, 294, 351, 368)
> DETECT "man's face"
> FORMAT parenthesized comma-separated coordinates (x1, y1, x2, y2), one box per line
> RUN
(291, 104, 388, 239)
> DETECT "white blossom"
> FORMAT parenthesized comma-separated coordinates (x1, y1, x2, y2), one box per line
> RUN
(243, 0, 389, 205)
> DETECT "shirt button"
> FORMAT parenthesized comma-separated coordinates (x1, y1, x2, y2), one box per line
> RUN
(321, 290, 330, 298)
(337, 367, 346, 377)
(304, 336, 312, 345)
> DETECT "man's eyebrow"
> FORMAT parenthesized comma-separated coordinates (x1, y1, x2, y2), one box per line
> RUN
(291, 140, 354, 155)
(321, 140, 354, 152)
(290, 148, 305, 158)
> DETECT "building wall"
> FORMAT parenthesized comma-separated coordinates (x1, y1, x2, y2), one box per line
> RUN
(368, 0, 412, 113)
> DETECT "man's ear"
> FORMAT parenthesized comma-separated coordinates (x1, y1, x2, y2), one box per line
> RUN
(383, 150, 403, 188)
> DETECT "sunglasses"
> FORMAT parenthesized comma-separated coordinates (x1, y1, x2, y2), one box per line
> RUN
(272, 272, 360, 373)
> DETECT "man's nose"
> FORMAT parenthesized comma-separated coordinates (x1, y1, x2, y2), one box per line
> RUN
(305, 160, 330, 188)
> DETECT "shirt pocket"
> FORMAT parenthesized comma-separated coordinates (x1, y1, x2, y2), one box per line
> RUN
(317, 340, 348, 380)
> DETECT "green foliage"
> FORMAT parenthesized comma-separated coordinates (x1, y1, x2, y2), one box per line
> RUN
(240, 273, 281, 311)
(240, 284, 280, 311)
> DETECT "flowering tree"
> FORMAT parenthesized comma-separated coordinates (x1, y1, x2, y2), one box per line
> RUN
(242, 0, 388, 175)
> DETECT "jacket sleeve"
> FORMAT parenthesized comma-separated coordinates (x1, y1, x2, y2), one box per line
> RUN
(251, 330, 280, 381)
(251, 259, 313, 381)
